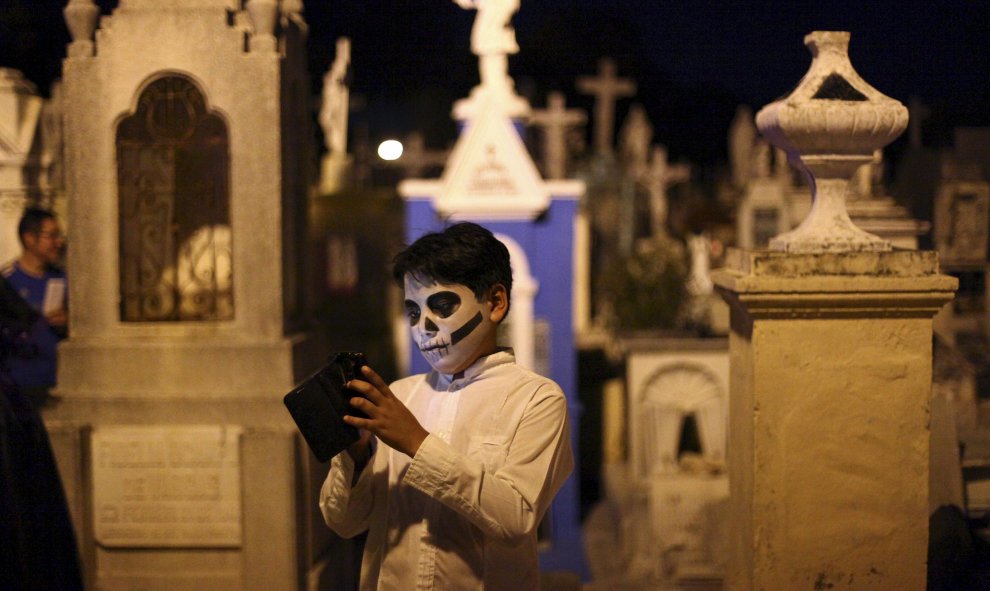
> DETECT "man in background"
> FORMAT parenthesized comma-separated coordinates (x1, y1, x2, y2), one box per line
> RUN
(1, 206, 67, 409)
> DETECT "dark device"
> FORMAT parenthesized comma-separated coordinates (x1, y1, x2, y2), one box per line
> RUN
(283, 352, 369, 462)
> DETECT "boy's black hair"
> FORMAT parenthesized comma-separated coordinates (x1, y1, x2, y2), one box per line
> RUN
(18, 207, 56, 246)
(392, 222, 512, 307)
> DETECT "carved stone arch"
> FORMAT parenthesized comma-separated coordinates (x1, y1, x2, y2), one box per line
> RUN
(117, 73, 233, 321)
(635, 362, 726, 478)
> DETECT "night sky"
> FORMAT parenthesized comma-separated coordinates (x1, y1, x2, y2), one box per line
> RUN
(3, 0, 989, 167)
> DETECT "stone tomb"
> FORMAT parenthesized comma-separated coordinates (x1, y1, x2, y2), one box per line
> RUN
(590, 338, 729, 588)
(48, 2, 324, 589)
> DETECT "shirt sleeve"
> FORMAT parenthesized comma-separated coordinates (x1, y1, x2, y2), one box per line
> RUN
(402, 385, 573, 543)
(319, 446, 376, 539)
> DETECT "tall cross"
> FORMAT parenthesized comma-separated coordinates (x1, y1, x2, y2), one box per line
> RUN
(530, 91, 586, 179)
(645, 145, 690, 236)
(577, 58, 636, 155)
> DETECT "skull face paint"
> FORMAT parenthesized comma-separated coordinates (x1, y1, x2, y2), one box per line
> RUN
(404, 276, 496, 375)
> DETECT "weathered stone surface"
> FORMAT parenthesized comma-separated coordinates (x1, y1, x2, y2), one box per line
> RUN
(714, 249, 956, 591)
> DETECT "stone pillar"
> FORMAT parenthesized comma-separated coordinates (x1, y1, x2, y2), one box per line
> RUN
(713, 32, 957, 590)
(715, 251, 954, 590)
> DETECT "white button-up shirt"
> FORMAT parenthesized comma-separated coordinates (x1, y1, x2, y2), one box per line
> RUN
(320, 350, 573, 590)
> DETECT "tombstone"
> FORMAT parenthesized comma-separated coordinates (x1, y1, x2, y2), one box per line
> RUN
(933, 179, 990, 338)
(398, 6, 587, 576)
(0, 68, 46, 264)
(728, 105, 757, 189)
(318, 37, 352, 194)
(736, 139, 792, 250)
(846, 149, 931, 250)
(714, 31, 956, 590)
(588, 338, 730, 588)
(577, 58, 636, 156)
(530, 91, 586, 180)
(49, 2, 325, 589)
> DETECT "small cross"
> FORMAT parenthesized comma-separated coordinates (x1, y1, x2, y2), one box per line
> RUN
(577, 58, 636, 155)
(645, 145, 689, 235)
(530, 91, 586, 179)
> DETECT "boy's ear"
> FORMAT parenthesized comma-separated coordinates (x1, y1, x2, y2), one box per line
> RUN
(488, 284, 508, 323)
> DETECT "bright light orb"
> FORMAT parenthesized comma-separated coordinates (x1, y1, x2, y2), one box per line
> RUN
(377, 139, 403, 161)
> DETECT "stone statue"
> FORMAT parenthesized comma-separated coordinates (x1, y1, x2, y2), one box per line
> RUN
(453, 0, 519, 90)
(319, 37, 350, 156)
(619, 104, 653, 177)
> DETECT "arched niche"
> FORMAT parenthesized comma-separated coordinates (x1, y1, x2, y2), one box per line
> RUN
(116, 74, 233, 322)
(635, 362, 726, 479)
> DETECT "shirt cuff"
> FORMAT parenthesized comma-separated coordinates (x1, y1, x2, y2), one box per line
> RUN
(403, 433, 455, 495)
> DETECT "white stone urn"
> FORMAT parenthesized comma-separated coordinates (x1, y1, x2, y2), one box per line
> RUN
(756, 31, 908, 253)
(64, 0, 100, 52)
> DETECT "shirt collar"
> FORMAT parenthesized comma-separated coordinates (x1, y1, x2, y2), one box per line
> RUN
(434, 348, 514, 388)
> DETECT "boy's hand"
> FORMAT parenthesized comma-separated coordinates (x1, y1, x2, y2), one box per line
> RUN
(344, 365, 429, 458)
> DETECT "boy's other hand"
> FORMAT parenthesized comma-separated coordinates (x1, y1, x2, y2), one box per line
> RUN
(344, 365, 429, 458)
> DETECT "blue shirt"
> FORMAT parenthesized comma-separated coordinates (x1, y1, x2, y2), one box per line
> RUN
(1, 261, 66, 388)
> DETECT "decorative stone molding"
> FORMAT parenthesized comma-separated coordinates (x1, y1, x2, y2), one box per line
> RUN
(246, 0, 278, 52)
(63, 0, 100, 57)
(715, 249, 957, 320)
(756, 31, 908, 253)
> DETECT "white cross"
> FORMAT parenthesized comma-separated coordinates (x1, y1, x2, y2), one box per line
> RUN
(577, 58, 636, 155)
(530, 91, 586, 179)
(645, 145, 689, 235)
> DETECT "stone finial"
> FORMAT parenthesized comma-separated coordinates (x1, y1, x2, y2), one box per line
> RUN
(64, 0, 100, 57)
(755, 31, 908, 253)
(246, 0, 278, 52)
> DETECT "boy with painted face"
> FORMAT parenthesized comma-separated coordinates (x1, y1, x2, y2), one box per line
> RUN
(320, 222, 573, 591)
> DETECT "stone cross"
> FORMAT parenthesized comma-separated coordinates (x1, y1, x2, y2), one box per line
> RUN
(530, 91, 586, 179)
(384, 132, 449, 178)
(577, 58, 636, 155)
(645, 145, 689, 236)
(319, 37, 351, 156)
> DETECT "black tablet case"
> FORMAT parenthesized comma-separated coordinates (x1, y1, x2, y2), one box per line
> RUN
(283, 353, 367, 462)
